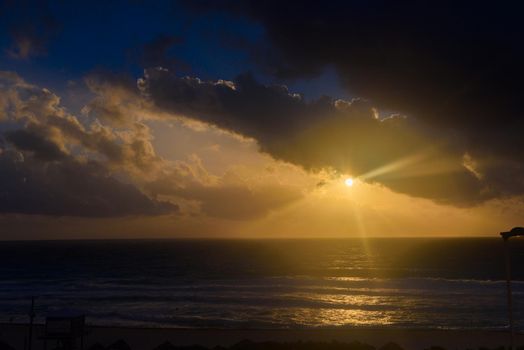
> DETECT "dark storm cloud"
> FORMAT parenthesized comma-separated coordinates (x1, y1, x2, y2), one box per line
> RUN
(138, 69, 319, 145)
(184, 1, 524, 146)
(5, 128, 66, 161)
(0, 149, 176, 217)
(138, 68, 495, 205)
(153, 1, 524, 204)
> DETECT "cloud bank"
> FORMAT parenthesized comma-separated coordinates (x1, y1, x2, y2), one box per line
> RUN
(157, 1, 524, 205)
(0, 71, 176, 217)
(4, 0, 524, 216)
(0, 71, 305, 220)
(137, 68, 517, 205)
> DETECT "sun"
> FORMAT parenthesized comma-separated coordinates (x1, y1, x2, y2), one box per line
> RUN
(344, 178, 354, 187)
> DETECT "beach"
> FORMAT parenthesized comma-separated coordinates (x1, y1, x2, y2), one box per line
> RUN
(1, 324, 523, 350)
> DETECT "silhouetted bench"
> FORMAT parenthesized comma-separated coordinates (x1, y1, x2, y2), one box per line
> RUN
(40, 315, 86, 350)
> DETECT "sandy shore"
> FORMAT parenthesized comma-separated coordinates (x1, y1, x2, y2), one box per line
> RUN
(1, 324, 522, 350)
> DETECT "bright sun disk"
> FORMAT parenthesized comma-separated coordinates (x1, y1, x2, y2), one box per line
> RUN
(345, 178, 354, 187)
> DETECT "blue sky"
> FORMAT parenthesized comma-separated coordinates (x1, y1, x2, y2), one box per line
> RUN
(0, 0, 348, 109)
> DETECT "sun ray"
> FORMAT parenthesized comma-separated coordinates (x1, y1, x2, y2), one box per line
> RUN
(358, 145, 468, 182)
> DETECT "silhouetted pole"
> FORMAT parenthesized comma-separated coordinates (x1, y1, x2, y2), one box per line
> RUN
(503, 236, 515, 350)
(500, 227, 524, 350)
(27, 296, 35, 350)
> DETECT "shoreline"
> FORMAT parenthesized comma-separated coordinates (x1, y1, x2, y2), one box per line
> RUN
(1, 323, 523, 350)
(3, 321, 519, 331)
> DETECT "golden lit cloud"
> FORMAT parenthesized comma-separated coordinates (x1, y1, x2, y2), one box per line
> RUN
(0, 70, 523, 239)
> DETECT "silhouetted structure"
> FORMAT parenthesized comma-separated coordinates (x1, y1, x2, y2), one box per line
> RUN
(500, 227, 524, 350)
(41, 314, 86, 350)
(28, 297, 36, 350)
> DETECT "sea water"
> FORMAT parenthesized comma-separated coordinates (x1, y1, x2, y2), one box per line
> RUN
(0, 238, 522, 330)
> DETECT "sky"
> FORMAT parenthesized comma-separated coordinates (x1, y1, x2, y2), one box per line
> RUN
(1, 0, 524, 239)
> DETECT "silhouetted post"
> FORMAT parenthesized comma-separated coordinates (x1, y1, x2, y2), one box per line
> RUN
(27, 296, 35, 350)
(503, 236, 515, 350)
(500, 227, 524, 350)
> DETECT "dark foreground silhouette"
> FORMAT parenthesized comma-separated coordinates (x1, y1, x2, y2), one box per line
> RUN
(1, 338, 520, 350)
(90, 339, 523, 350)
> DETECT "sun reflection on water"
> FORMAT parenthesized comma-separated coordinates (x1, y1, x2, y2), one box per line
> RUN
(287, 307, 397, 327)
(272, 290, 412, 327)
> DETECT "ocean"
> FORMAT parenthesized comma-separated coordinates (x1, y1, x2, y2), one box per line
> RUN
(0, 238, 523, 330)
